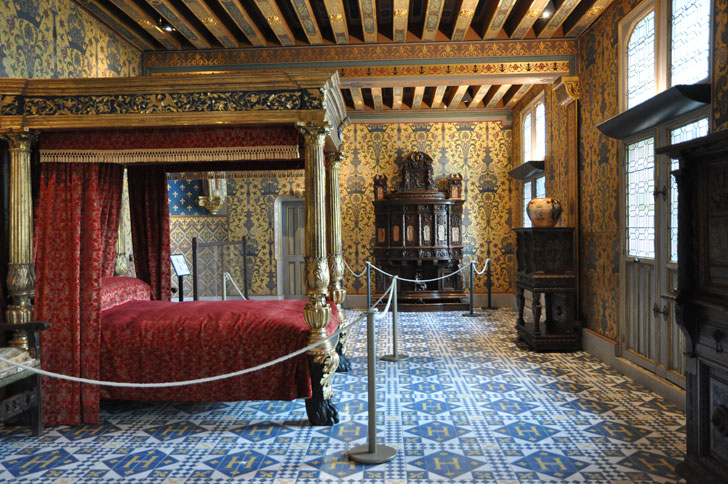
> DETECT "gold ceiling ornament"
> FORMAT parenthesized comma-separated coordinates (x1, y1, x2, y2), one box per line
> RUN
(553, 76, 580, 106)
(527, 8, 541, 16)
(588, 6, 605, 15)
(393, 9, 408, 17)
(200, 17, 216, 25)
(328, 13, 344, 23)
(138, 18, 153, 27)
(267, 15, 281, 24)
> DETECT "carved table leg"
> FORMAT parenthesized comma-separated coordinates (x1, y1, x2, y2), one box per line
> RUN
(532, 291, 542, 335)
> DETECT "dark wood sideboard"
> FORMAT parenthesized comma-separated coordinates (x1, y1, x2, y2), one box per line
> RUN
(656, 129, 728, 484)
(514, 227, 580, 351)
(373, 152, 467, 310)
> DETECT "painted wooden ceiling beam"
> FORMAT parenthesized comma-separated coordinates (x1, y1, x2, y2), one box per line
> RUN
(253, 0, 296, 46)
(421, 0, 445, 41)
(358, 0, 378, 43)
(145, 0, 211, 49)
(482, 0, 518, 40)
(468, 85, 490, 109)
(76, 0, 156, 51)
(182, 0, 238, 48)
(485, 84, 511, 108)
(349, 88, 365, 110)
(218, 0, 267, 46)
(450, 0, 478, 41)
(563, 0, 615, 37)
(448, 85, 469, 109)
(371, 87, 383, 110)
(392, 0, 410, 42)
(537, 0, 581, 38)
(289, 0, 324, 45)
(503, 84, 531, 107)
(323, 0, 349, 44)
(412, 86, 426, 110)
(431, 85, 447, 108)
(510, 0, 551, 38)
(392, 87, 403, 110)
(115, 0, 182, 50)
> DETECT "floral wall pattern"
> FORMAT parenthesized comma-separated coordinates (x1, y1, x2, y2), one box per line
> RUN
(169, 121, 514, 300)
(0, 0, 141, 78)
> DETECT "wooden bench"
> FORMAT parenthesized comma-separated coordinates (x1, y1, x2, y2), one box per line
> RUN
(0, 322, 49, 436)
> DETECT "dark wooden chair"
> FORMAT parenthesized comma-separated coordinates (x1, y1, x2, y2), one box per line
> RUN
(0, 322, 49, 436)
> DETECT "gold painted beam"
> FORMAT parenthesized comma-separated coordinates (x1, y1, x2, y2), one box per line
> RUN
(145, 0, 211, 49)
(349, 87, 365, 110)
(510, 0, 550, 38)
(431, 85, 447, 108)
(503, 84, 531, 107)
(218, 0, 267, 46)
(468, 85, 490, 109)
(289, 0, 324, 45)
(448, 85, 469, 109)
(76, 0, 155, 51)
(537, 0, 581, 38)
(485, 84, 511, 108)
(412, 86, 425, 110)
(392, 87, 403, 109)
(450, 0, 478, 41)
(254, 0, 296, 46)
(392, 0, 410, 42)
(421, 0, 445, 41)
(483, 0, 517, 40)
(564, 0, 616, 37)
(183, 0, 238, 48)
(323, 0, 349, 44)
(115, 0, 182, 50)
(371, 87, 383, 110)
(358, 0, 378, 43)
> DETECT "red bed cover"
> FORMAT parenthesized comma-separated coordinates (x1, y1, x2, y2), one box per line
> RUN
(100, 299, 339, 402)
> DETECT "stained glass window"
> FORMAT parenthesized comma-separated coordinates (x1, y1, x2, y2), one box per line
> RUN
(668, 118, 709, 262)
(523, 180, 532, 228)
(523, 113, 532, 162)
(671, 0, 710, 85)
(627, 11, 655, 108)
(535, 103, 546, 160)
(626, 137, 655, 258)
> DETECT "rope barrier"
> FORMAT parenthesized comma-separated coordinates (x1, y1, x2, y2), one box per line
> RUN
(369, 261, 470, 283)
(0, 276, 401, 389)
(474, 259, 491, 275)
(343, 259, 368, 279)
(375, 276, 397, 320)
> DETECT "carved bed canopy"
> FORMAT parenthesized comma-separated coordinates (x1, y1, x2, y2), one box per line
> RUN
(0, 71, 349, 425)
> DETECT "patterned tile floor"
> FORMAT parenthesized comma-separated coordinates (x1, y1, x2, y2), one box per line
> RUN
(0, 309, 686, 483)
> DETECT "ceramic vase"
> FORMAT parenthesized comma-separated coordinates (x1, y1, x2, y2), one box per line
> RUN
(527, 197, 562, 227)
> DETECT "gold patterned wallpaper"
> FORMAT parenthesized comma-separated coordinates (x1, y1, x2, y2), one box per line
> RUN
(169, 121, 514, 300)
(0, 0, 141, 78)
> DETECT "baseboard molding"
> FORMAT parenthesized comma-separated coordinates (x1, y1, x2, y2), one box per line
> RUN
(582, 329, 686, 411)
(344, 293, 516, 310)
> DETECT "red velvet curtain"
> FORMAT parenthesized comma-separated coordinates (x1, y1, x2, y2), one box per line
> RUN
(34, 163, 122, 425)
(127, 166, 171, 301)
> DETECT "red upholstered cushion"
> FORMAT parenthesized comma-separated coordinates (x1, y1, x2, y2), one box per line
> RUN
(100, 277, 151, 312)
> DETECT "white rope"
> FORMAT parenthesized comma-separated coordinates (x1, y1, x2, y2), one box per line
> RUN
(223, 272, 246, 300)
(343, 259, 368, 278)
(474, 259, 491, 275)
(375, 277, 397, 320)
(370, 261, 469, 283)
(0, 311, 367, 388)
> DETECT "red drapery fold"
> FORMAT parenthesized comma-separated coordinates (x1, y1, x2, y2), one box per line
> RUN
(34, 163, 122, 425)
(127, 166, 171, 301)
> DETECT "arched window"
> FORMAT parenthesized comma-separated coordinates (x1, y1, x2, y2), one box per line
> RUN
(520, 94, 546, 227)
(626, 11, 655, 108)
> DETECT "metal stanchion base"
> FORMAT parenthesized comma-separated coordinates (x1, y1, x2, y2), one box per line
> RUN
(349, 444, 397, 464)
(381, 353, 409, 362)
(461, 312, 481, 317)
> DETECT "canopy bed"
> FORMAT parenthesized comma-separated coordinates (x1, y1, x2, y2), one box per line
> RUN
(0, 71, 350, 427)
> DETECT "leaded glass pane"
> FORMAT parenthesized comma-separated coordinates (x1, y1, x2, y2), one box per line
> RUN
(627, 11, 655, 108)
(671, 0, 710, 85)
(535, 103, 546, 160)
(626, 137, 655, 258)
(523, 113, 532, 162)
(523, 181, 532, 228)
(668, 118, 709, 262)
(536, 177, 546, 198)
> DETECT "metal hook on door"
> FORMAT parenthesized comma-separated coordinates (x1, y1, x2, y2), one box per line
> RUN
(652, 302, 669, 321)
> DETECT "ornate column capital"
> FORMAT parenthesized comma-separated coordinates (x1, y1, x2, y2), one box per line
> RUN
(0, 129, 39, 151)
(297, 122, 330, 147)
(325, 151, 345, 170)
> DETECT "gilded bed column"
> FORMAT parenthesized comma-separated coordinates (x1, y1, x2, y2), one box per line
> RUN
(298, 122, 339, 425)
(2, 130, 38, 348)
(325, 150, 350, 372)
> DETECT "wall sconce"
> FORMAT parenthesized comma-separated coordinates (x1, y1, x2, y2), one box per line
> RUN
(198, 177, 226, 215)
(157, 17, 175, 33)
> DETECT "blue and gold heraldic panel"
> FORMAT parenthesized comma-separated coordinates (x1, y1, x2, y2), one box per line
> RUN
(168, 180, 207, 216)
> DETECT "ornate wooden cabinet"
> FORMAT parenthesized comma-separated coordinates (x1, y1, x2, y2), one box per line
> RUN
(373, 152, 466, 310)
(657, 130, 728, 484)
(514, 227, 580, 351)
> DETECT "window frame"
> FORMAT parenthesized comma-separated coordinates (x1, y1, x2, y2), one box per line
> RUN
(520, 92, 546, 163)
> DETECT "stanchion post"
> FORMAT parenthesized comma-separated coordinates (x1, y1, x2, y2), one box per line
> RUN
(349, 308, 397, 464)
(221, 274, 226, 301)
(366, 262, 372, 310)
(382, 276, 409, 362)
(486, 261, 493, 309)
(178, 275, 184, 302)
(462, 261, 480, 317)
